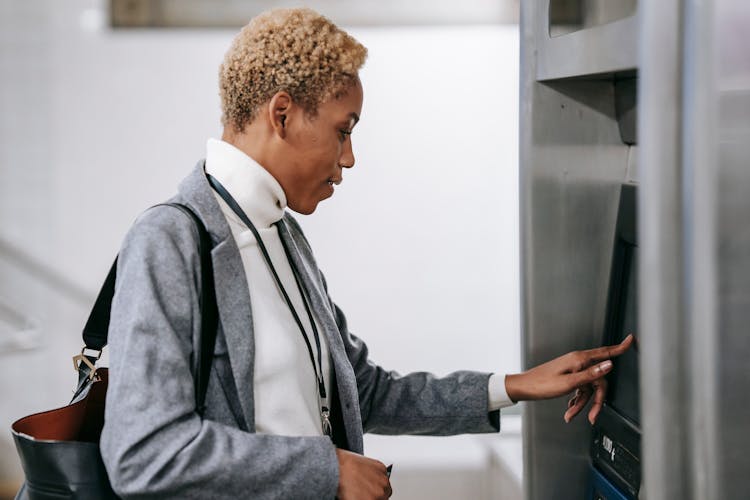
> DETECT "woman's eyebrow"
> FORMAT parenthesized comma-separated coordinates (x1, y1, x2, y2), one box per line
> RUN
(338, 113, 359, 130)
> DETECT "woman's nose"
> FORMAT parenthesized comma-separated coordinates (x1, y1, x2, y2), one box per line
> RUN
(339, 138, 355, 169)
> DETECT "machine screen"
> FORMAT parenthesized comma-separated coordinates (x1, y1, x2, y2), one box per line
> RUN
(607, 245, 640, 426)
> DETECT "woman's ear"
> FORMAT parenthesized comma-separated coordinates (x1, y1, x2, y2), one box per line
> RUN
(268, 91, 292, 139)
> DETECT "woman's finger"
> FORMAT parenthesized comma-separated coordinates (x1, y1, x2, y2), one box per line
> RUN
(581, 334, 634, 364)
(567, 388, 582, 408)
(587, 377, 608, 424)
(564, 386, 592, 422)
(568, 359, 613, 389)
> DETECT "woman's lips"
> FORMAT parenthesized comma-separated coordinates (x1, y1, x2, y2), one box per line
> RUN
(324, 177, 342, 197)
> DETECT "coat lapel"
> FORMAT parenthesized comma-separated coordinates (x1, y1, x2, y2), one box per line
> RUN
(277, 220, 364, 452)
(177, 162, 256, 431)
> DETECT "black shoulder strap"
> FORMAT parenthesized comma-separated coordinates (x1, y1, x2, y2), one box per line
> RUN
(75, 203, 219, 416)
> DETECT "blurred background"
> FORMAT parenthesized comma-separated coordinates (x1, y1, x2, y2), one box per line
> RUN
(0, 1, 523, 498)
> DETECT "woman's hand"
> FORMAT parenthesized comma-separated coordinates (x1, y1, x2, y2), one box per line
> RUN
(504, 334, 634, 424)
(336, 448, 392, 500)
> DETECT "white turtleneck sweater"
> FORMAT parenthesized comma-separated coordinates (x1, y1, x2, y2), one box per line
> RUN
(204, 138, 513, 437)
(206, 138, 331, 436)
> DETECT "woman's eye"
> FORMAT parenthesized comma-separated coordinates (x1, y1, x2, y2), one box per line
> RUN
(339, 130, 352, 142)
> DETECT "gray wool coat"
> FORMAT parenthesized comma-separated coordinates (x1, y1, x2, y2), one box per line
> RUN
(99, 162, 500, 499)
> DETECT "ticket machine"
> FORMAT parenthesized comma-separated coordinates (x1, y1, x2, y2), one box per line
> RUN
(520, 0, 750, 498)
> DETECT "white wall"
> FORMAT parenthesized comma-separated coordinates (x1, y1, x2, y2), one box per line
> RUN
(306, 26, 520, 378)
(0, 1, 520, 496)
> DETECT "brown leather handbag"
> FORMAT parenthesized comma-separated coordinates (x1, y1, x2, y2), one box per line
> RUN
(11, 203, 218, 500)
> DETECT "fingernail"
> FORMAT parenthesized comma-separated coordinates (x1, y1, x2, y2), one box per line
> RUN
(564, 414, 570, 423)
(597, 360, 613, 373)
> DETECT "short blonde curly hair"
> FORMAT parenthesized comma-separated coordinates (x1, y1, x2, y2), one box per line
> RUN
(219, 8, 367, 131)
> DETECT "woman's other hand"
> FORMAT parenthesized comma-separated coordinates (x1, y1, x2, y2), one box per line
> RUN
(336, 448, 392, 500)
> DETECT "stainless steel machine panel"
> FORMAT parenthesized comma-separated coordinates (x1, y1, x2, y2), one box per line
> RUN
(520, 2, 638, 499)
(522, 0, 750, 498)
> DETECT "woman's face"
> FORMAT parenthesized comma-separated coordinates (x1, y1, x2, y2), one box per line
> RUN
(280, 77, 364, 215)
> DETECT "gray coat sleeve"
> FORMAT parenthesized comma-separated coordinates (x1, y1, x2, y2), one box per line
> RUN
(100, 208, 338, 500)
(322, 276, 502, 436)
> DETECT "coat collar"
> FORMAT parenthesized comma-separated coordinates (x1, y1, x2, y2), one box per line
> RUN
(176, 160, 232, 246)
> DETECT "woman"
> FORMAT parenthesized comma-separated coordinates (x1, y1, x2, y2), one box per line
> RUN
(100, 8, 631, 499)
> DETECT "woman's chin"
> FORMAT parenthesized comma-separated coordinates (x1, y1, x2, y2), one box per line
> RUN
(288, 199, 320, 215)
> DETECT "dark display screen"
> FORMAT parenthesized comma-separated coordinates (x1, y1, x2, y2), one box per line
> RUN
(592, 185, 641, 499)
(607, 244, 640, 425)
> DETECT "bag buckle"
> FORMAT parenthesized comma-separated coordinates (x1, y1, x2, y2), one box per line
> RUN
(72, 347, 102, 381)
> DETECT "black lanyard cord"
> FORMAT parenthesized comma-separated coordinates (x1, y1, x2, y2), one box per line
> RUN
(206, 174, 327, 402)
(277, 232, 327, 399)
